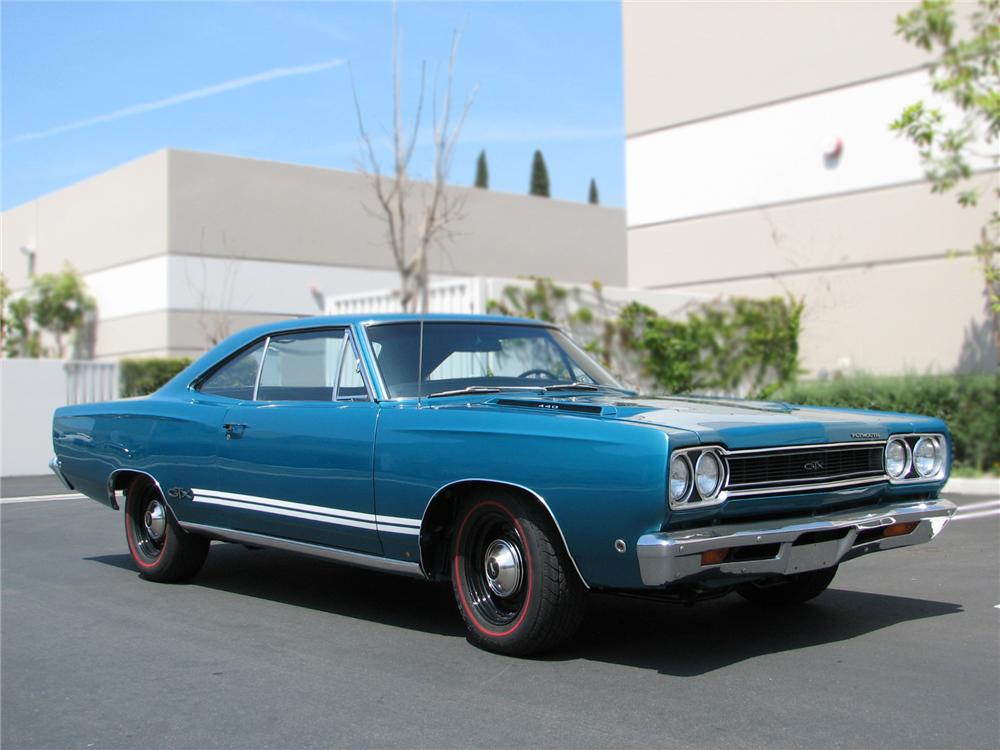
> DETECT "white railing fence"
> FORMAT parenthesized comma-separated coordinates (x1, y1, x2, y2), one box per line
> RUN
(64, 361, 120, 405)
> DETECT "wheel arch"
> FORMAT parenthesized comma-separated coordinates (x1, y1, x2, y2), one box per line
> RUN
(418, 478, 589, 589)
(107, 469, 173, 516)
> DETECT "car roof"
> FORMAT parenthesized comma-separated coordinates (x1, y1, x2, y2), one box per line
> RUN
(159, 313, 553, 397)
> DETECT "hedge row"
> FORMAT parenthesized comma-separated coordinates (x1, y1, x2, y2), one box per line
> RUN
(777, 374, 999, 471)
(120, 357, 193, 398)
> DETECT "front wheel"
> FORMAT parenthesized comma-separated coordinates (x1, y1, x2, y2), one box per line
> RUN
(450, 493, 585, 656)
(737, 565, 838, 605)
(125, 477, 209, 582)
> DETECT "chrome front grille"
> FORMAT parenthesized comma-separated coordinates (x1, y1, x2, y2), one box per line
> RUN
(724, 441, 887, 497)
(727, 444, 884, 489)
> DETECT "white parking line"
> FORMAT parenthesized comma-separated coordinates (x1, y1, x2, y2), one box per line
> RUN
(952, 508, 1000, 522)
(954, 499, 1000, 513)
(0, 493, 86, 505)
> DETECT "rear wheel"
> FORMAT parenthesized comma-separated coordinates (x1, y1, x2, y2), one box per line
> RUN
(737, 565, 838, 605)
(124, 477, 209, 582)
(450, 492, 585, 656)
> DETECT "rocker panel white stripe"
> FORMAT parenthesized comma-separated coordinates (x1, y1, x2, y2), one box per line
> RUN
(191, 488, 421, 535)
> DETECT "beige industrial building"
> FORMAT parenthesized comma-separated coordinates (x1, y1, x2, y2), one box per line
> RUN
(2, 149, 627, 359)
(623, 1, 998, 376)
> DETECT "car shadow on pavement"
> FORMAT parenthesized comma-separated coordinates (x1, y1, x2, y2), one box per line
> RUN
(567, 588, 963, 676)
(87, 542, 467, 639)
(88, 543, 962, 673)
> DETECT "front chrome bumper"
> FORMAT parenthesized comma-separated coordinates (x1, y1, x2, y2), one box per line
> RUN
(636, 498, 957, 587)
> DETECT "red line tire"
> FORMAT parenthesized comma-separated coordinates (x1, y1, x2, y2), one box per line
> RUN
(737, 565, 838, 605)
(450, 491, 585, 656)
(124, 477, 209, 583)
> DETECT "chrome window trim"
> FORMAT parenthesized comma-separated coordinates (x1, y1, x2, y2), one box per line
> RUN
(333, 330, 374, 403)
(358, 319, 610, 402)
(251, 335, 270, 401)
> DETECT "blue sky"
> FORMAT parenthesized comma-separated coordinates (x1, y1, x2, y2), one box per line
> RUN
(1, 1, 624, 210)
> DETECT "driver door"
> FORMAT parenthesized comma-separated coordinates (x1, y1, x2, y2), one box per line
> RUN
(206, 328, 381, 554)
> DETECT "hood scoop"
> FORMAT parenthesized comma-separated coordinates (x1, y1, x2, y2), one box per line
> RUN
(494, 398, 608, 416)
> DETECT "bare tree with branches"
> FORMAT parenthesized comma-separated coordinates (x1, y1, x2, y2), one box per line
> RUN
(350, 6, 477, 313)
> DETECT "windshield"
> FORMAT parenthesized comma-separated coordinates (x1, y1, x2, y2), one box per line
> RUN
(365, 322, 623, 398)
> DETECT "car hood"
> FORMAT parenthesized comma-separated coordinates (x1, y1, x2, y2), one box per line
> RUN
(483, 393, 945, 450)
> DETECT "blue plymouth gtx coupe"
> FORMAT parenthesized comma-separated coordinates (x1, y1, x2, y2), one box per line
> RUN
(51, 315, 956, 655)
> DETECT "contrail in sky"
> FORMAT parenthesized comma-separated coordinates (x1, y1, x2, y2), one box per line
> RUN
(6, 58, 345, 145)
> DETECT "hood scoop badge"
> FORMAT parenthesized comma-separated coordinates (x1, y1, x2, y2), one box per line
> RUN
(494, 398, 609, 416)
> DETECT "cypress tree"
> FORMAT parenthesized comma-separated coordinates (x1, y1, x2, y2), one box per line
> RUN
(588, 178, 599, 205)
(474, 150, 489, 189)
(529, 150, 550, 197)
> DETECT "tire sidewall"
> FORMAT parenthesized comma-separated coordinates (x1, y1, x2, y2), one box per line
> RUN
(451, 498, 543, 648)
(125, 481, 173, 576)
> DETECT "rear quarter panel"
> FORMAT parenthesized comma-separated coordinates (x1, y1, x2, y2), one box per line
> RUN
(53, 395, 228, 510)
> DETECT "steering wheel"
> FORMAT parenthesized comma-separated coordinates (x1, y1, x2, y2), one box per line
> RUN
(517, 368, 560, 380)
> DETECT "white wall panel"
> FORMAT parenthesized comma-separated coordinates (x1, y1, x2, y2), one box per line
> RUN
(83, 255, 437, 320)
(626, 71, 991, 227)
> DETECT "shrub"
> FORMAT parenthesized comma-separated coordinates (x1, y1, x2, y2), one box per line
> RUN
(777, 374, 999, 472)
(120, 357, 193, 398)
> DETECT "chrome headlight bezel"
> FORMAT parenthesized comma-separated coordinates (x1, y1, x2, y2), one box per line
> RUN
(694, 450, 724, 500)
(885, 433, 948, 483)
(668, 453, 693, 505)
(668, 447, 728, 510)
(884, 437, 912, 480)
(913, 436, 945, 478)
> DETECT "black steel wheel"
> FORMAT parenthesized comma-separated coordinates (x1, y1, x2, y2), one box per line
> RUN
(124, 477, 209, 582)
(737, 565, 838, 605)
(451, 491, 585, 656)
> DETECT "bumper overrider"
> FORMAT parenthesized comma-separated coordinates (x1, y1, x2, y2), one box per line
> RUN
(636, 498, 957, 587)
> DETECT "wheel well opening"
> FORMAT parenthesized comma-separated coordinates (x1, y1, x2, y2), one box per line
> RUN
(419, 480, 578, 585)
(108, 471, 157, 509)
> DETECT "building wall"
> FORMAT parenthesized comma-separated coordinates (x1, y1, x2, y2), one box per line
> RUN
(2, 149, 626, 359)
(623, 0, 998, 376)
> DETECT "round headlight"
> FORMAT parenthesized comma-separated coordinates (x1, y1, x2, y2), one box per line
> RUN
(695, 451, 723, 498)
(668, 454, 692, 504)
(885, 438, 911, 479)
(913, 436, 943, 477)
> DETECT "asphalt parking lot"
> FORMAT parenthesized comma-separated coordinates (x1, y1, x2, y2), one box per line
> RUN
(2, 483, 997, 749)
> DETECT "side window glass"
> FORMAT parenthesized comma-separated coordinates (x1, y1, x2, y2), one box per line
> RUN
(257, 330, 344, 402)
(198, 341, 265, 400)
(336, 337, 369, 401)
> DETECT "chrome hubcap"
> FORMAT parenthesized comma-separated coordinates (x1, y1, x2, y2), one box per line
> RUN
(483, 539, 523, 598)
(143, 500, 166, 542)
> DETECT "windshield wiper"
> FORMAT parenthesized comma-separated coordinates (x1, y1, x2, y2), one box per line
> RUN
(542, 382, 602, 392)
(426, 386, 543, 399)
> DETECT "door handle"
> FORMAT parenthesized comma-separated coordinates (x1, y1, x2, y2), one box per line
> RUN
(223, 423, 247, 440)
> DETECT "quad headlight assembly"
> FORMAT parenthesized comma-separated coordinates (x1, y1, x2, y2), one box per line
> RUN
(886, 433, 947, 482)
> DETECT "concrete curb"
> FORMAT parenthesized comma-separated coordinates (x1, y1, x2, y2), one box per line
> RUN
(943, 477, 1000, 496)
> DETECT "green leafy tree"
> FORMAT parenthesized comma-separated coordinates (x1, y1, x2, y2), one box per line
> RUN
(474, 149, 489, 188)
(488, 277, 803, 398)
(2, 274, 43, 358)
(529, 150, 550, 197)
(891, 0, 1000, 360)
(30, 267, 96, 357)
(588, 178, 599, 205)
(0, 275, 9, 354)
